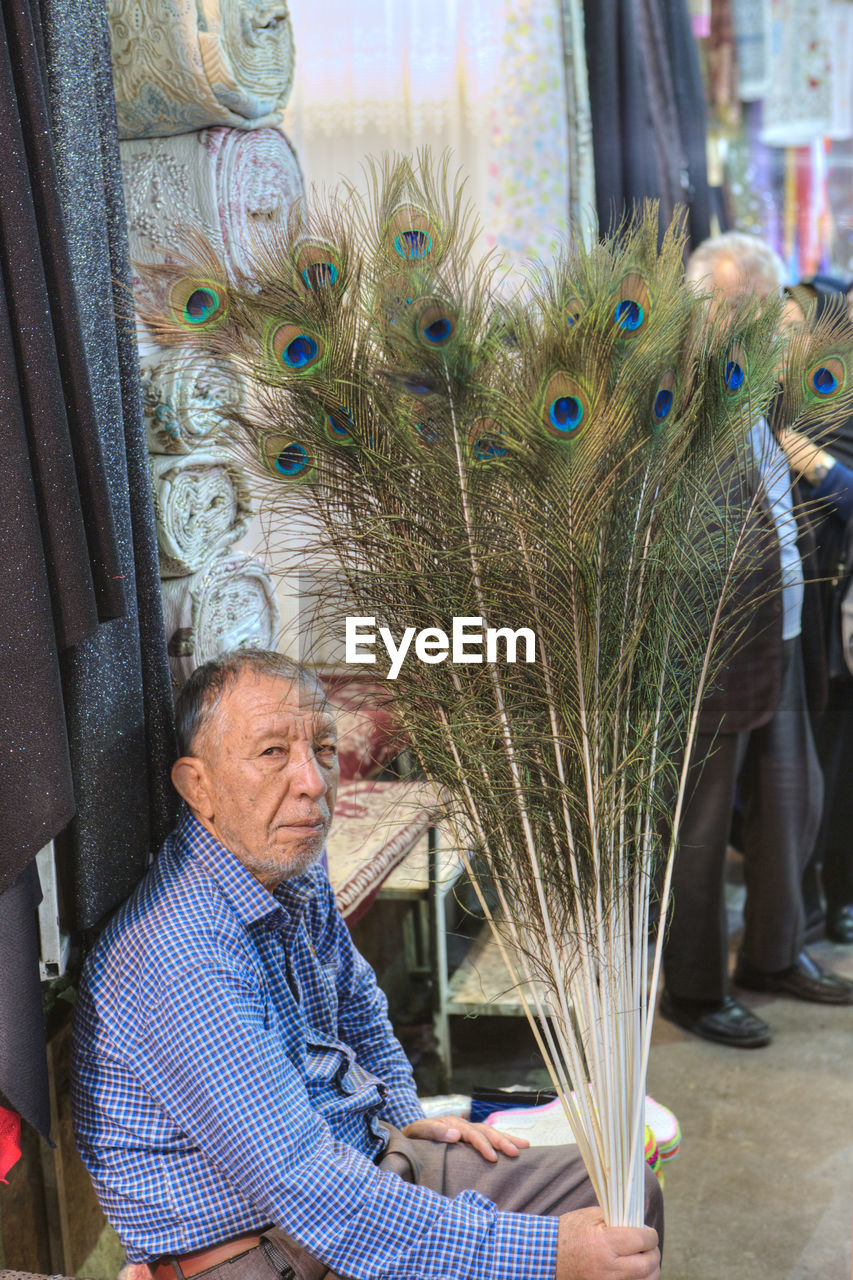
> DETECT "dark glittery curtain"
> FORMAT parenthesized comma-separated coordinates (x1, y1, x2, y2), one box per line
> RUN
(0, 0, 122, 895)
(36, 0, 178, 928)
(583, 0, 711, 247)
(0, 0, 176, 1137)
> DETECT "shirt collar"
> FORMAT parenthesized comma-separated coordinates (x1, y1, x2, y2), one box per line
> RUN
(175, 808, 324, 926)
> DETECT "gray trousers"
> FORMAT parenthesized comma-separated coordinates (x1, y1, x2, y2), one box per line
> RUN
(187, 1128, 663, 1280)
(664, 637, 823, 1001)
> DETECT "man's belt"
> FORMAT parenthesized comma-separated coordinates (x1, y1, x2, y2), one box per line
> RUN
(152, 1232, 265, 1280)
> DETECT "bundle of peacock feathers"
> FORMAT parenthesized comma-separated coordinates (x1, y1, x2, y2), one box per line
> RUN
(137, 151, 853, 1225)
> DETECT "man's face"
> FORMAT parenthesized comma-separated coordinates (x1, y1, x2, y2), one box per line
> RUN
(191, 672, 339, 887)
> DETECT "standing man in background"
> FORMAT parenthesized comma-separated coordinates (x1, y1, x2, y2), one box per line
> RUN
(660, 233, 853, 1049)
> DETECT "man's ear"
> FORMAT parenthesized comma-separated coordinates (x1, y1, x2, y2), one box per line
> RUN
(171, 757, 215, 820)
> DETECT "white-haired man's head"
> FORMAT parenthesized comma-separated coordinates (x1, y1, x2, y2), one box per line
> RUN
(685, 232, 785, 312)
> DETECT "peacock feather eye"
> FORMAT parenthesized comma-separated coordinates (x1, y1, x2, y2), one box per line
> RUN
(723, 341, 747, 395)
(295, 242, 341, 291)
(806, 356, 845, 398)
(168, 277, 228, 328)
(613, 272, 650, 337)
(386, 205, 438, 263)
(468, 419, 508, 464)
(652, 371, 676, 428)
(269, 323, 325, 372)
(262, 435, 316, 483)
(414, 299, 458, 348)
(542, 372, 590, 440)
(413, 411, 445, 445)
(325, 405, 355, 443)
(566, 296, 581, 327)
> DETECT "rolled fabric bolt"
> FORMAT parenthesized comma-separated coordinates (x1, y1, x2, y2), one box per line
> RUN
(141, 348, 247, 453)
(150, 450, 254, 578)
(122, 126, 304, 282)
(161, 551, 280, 688)
(108, 0, 295, 139)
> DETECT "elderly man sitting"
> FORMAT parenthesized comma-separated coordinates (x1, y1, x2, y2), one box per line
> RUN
(71, 650, 662, 1280)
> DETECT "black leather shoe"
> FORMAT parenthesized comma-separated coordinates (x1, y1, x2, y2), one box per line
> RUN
(734, 951, 853, 1004)
(659, 991, 772, 1048)
(826, 904, 853, 945)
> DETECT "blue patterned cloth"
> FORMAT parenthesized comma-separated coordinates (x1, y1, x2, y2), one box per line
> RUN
(71, 810, 559, 1277)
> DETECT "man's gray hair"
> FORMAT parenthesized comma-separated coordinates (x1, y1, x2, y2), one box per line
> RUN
(174, 650, 326, 757)
(686, 231, 786, 296)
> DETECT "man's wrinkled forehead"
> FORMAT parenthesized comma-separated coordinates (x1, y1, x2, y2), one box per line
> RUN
(211, 671, 336, 745)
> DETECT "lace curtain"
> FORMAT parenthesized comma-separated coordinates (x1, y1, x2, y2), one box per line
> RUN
(283, 0, 595, 268)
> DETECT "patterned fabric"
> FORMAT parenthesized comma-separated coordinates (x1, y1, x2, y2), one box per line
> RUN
(160, 551, 280, 688)
(151, 450, 253, 578)
(482, 0, 575, 264)
(108, 0, 295, 139)
(759, 0, 831, 147)
(121, 127, 303, 281)
(140, 348, 247, 454)
(326, 780, 438, 920)
(72, 811, 559, 1278)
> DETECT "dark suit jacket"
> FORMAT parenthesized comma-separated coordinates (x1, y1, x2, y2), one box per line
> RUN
(698, 478, 826, 737)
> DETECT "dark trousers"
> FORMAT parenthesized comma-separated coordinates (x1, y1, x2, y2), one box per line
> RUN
(804, 678, 853, 912)
(186, 1129, 663, 1280)
(664, 637, 823, 1001)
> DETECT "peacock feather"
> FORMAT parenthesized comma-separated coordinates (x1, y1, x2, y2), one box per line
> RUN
(134, 152, 853, 1227)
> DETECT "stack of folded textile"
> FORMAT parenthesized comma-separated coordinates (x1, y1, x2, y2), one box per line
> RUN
(107, 0, 303, 686)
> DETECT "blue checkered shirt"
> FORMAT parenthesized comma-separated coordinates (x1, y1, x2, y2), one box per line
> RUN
(71, 811, 558, 1277)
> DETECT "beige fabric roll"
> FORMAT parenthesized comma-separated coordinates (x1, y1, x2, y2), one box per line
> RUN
(161, 551, 281, 687)
(121, 126, 304, 280)
(108, 0, 295, 139)
(151, 450, 253, 578)
(140, 348, 246, 453)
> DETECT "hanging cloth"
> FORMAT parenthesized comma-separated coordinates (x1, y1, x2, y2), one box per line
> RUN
(583, 0, 711, 245)
(0, 0, 125, 893)
(38, 0, 178, 930)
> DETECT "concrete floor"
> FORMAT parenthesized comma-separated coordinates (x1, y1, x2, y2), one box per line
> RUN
(445, 858, 853, 1280)
(647, 932, 853, 1280)
(446, 934, 853, 1280)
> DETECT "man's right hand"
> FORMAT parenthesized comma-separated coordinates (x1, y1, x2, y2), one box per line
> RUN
(556, 1207, 660, 1279)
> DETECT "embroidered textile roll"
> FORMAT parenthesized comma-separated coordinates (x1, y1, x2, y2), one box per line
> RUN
(122, 127, 304, 280)
(161, 551, 280, 686)
(151, 450, 253, 578)
(108, 0, 295, 139)
(140, 348, 246, 453)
